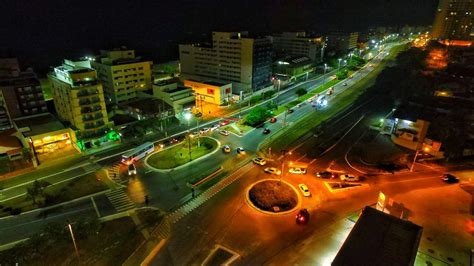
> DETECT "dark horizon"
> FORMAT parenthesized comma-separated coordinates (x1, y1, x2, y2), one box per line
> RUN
(1, 0, 437, 74)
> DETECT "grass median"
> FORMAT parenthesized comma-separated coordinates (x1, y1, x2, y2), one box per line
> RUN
(260, 44, 407, 155)
(147, 137, 218, 169)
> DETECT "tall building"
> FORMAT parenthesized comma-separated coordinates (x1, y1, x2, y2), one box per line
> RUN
(432, 0, 474, 40)
(0, 58, 48, 130)
(272, 32, 325, 62)
(91, 48, 152, 104)
(48, 59, 112, 140)
(179, 31, 272, 93)
(327, 32, 359, 51)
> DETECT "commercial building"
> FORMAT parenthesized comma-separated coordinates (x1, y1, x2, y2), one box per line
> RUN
(0, 58, 48, 130)
(271, 32, 325, 62)
(432, 0, 474, 40)
(273, 56, 315, 78)
(183, 80, 232, 106)
(91, 48, 152, 104)
(327, 32, 359, 51)
(48, 59, 112, 144)
(152, 80, 195, 115)
(333, 206, 422, 266)
(179, 31, 272, 93)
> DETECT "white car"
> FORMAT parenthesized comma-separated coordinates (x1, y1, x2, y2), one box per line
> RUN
(200, 127, 209, 134)
(289, 167, 307, 174)
(298, 184, 311, 197)
(222, 145, 231, 153)
(236, 147, 246, 154)
(252, 157, 267, 166)
(340, 174, 359, 182)
(128, 163, 137, 176)
(264, 167, 281, 175)
(210, 124, 220, 131)
(219, 130, 230, 136)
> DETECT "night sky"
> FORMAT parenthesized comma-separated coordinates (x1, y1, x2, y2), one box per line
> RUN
(1, 0, 437, 73)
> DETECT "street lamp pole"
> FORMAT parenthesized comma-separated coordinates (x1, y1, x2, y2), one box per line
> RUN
(324, 63, 327, 75)
(338, 58, 342, 69)
(68, 223, 80, 261)
(188, 133, 193, 161)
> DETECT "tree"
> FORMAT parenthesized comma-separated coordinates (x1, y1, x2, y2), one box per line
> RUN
(26, 180, 47, 205)
(295, 88, 307, 97)
(336, 69, 348, 80)
(243, 106, 272, 127)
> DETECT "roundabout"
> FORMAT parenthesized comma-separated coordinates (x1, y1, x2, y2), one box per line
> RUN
(246, 179, 301, 215)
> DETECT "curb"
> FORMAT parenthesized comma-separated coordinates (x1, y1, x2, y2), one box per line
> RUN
(244, 178, 302, 216)
(144, 137, 221, 173)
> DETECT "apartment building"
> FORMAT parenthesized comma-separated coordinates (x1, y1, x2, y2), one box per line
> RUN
(48, 59, 112, 140)
(272, 32, 325, 62)
(0, 58, 47, 130)
(91, 48, 152, 104)
(432, 0, 474, 40)
(179, 31, 272, 93)
(152, 80, 195, 114)
(327, 32, 359, 51)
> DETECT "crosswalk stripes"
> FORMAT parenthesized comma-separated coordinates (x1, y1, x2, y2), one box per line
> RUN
(107, 163, 122, 183)
(105, 188, 136, 212)
(167, 162, 254, 224)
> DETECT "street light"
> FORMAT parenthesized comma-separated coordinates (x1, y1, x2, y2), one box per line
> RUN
(67, 223, 80, 261)
(324, 63, 328, 74)
(280, 150, 292, 182)
(188, 133, 193, 161)
(184, 112, 192, 128)
(338, 58, 342, 69)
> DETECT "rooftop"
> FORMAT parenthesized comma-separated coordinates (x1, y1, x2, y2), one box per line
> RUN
(332, 206, 422, 266)
(186, 79, 230, 86)
(122, 98, 173, 115)
(0, 128, 22, 149)
(14, 113, 67, 137)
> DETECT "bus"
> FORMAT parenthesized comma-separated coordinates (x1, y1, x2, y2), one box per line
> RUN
(121, 142, 155, 165)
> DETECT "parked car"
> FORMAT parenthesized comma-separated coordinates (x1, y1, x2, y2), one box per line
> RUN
(210, 124, 220, 131)
(315, 171, 335, 179)
(263, 128, 271, 134)
(440, 174, 459, 183)
(340, 174, 359, 182)
(222, 145, 231, 153)
(289, 167, 307, 174)
(298, 184, 311, 197)
(252, 157, 267, 166)
(296, 208, 310, 224)
(128, 163, 137, 176)
(264, 167, 281, 175)
(287, 109, 294, 114)
(200, 127, 210, 134)
(343, 83, 348, 86)
(219, 130, 230, 136)
(236, 147, 246, 154)
(270, 117, 277, 123)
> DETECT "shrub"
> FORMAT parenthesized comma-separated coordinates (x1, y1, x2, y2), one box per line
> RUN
(295, 88, 307, 96)
(10, 208, 22, 215)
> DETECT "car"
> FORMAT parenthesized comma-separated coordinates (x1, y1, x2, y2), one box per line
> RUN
(263, 128, 271, 134)
(343, 83, 348, 86)
(128, 163, 137, 176)
(169, 137, 181, 144)
(219, 130, 230, 136)
(315, 171, 335, 179)
(252, 157, 267, 166)
(296, 209, 310, 225)
(287, 109, 294, 114)
(298, 184, 311, 197)
(289, 167, 307, 174)
(440, 174, 459, 183)
(270, 117, 277, 123)
(219, 120, 231, 126)
(236, 147, 246, 154)
(190, 131, 199, 137)
(264, 167, 281, 175)
(222, 145, 231, 153)
(340, 174, 359, 182)
(200, 127, 209, 134)
(210, 124, 220, 131)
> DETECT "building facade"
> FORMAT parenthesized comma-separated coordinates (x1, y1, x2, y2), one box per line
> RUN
(432, 0, 474, 40)
(0, 58, 47, 130)
(327, 32, 359, 51)
(152, 80, 195, 115)
(179, 31, 272, 93)
(48, 60, 112, 140)
(91, 48, 152, 104)
(183, 80, 232, 106)
(272, 32, 325, 62)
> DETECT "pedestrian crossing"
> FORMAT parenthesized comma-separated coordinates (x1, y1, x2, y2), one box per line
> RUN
(107, 163, 122, 183)
(150, 161, 253, 240)
(105, 188, 136, 212)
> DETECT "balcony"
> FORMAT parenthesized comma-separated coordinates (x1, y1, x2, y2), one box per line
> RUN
(76, 89, 99, 98)
(80, 105, 102, 114)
